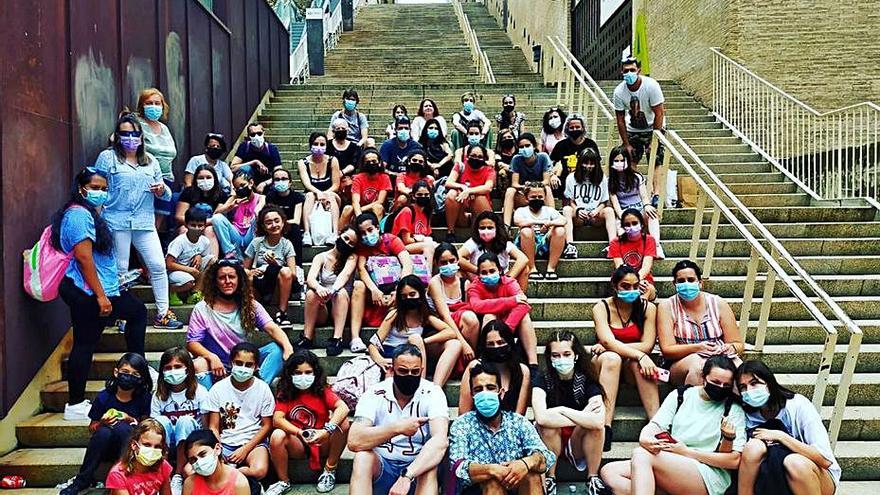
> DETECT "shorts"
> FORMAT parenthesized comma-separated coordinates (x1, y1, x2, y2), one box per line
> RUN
(221, 440, 269, 466)
(373, 457, 416, 495)
(153, 178, 177, 216)
(252, 263, 282, 298)
(560, 426, 587, 472)
(168, 254, 215, 286)
(627, 130, 665, 166)
(514, 231, 550, 258)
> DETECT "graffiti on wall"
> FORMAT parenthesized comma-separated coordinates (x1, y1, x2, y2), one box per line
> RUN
(74, 48, 118, 159)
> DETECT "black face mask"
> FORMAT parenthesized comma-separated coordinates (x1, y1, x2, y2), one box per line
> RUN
(704, 382, 731, 402)
(503, 105, 515, 113)
(468, 158, 485, 169)
(363, 162, 380, 174)
(528, 199, 544, 211)
(394, 373, 421, 396)
(206, 147, 224, 160)
(116, 373, 141, 391)
(399, 297, 421, 311)
(567, 129, 585, 140)
(333, 129, 348, 141)
(235, 185, 251, 198)
(500, 138, 516, 148)
(335, 238, 354, 255)
(483, 345, 511, 363)
(414, 196, 431, 208)
(408, 165, 423, 175)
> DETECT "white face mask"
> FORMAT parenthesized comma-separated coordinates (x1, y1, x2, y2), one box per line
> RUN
(192, 451, 218, 476)
(196, 177, 215, 191)
(292, 374, 316, 390)
(548, 116, 562, 129)
(250, 135, 265, 148)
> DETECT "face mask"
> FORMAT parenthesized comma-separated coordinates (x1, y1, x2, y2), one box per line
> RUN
(206, 147, 224, 160)
(479, 228, 496, 242)
(116, 372, 141, 391)
(676, 281, 701, 302)
(343, 99, 357, 112)
(274, 180, 290, 193)
(617, 289, 640, 303)
(624, 224, 642, 239)
(335, 238, 354, 255)
(611, 160, 628, 172)
(480, 273, 501, 287)
(742, 385, 771, 408)
(196, 178, 215, 191)
(468, 157, 485, 168)
(548, 116, 562, 129)
(551, 357, 576, 376)
(414, 196, 431, 208)
(503, 104, 515, 113)
(474, 390, 501, 418)
(528, 198, 544, 211)
(292, 374, 315, 390)
(311, 145, 326, 157)
(163, 368, 188, 386)
(519, 146, 535, 158)
(250, 134, 265, 148)
(393, 373, 421, 396)
(483, 345, 510, 363)
(399, 297, 421, 311)
(463, 101, 475, 113)
(231, 365, 254, 383)
(468, 135, 481, 146)
(501, 138, 516, 148)
(333, 129, 348, 141)
(363, 230, 380, 247)
(363, 161, 380, 174)
(397, 129, 410, 142)
(235, 185, 252, 198)
(438, 263, 459, 278)
(427, 129, 439, 140)
(623, 71, 639, 86)
(192, 452, 219, 476)
(83, 189, 109, 208)
(136, 444, 163, 466)
(143, 104, 163, 121)
(704, 381, 731, 402)
(120, 135, 141, 152)
(567, 129, 585, 140)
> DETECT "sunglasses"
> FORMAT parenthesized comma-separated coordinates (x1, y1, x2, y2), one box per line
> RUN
(248, 131, 264, 137)
(217, 259, 242, 267)
(118, 131, 142, 138)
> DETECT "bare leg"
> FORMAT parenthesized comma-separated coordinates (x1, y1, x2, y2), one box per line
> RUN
(445, 190, 461, 231)
(600, 460, 633, 495)
(593, 351, 623, 426)
(460, 311, 480, 349)
(239, 446, 269, 479)
(537, 426, 562, 478)
(350, 451, 381, 495)
(303, 289, 328, 340)
(413, 468, 438, 495)
(269, 429, 295, 481)
(519, 227, 538, 272)
(350, 280, 367, 342)
(471, 195, 492, 219)
(430, 339, 462, 386)
(627, 360, 660, 418)
(571, 424, 605, 476)
(503, 187, 517, 226)
(326, 418, 350, 470)
(631, 447, 708, 495)
(303, 192, 316, 233)
(601, 207, 618, 243)
(277, 267, 294, 312)
(670, 354, 707, 386)
(338, 204, 354, 233)
(518, 472, 544, 495)
(737, 438, 766, 495)
(784, 454, 836, 495)
(517, 314, 539, 364)
(330, 290, 350, 340)
(546, 226, 566, 273)
(563, 206, 576, 243)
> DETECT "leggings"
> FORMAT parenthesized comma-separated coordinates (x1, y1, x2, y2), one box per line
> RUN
(113, 228, 170, 317)
(59, 278, 147, 405)
(74, 422, 134, 485)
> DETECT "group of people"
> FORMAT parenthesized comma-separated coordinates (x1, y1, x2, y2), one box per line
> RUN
(48, 57, 839, 495)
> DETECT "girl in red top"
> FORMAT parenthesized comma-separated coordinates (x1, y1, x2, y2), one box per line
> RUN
(392, 180, 436, 271)
(443, 143, 496, 242)
(467, 252, 538, 366)
(104, 418, 172, 495)
(338, 148, 391, 231)
(183, 430, 249, 495)
(428, 243, 479, 363)
(266, 351, 350, 494)
(607, 208, 657, 301)
(393, 150, 434, 209)
(591, 265, 660, 452)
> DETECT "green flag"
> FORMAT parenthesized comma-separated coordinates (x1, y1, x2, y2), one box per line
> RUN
(633, 11, 650, 76)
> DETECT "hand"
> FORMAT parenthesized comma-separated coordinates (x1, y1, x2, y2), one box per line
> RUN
(188, 266, 201, 277)
(659, 440, 690, 457)
(208, 354, 227, 378)
(380, 358, 393, 375)
(263, 251, 278, 265)
(316, 287, 331, 300)
(720, 416, 736, 441)
(640, 437, 663, 455)
(282, 346, 294, 360)
(500, 459, 528, 489)
(489, 464, 511, 481)
(255, 161, 268, 175)
(227, 445, 250, 465)
(549, 175, 561, 188)
(381, 295, 394, 307)
(753, 428, 787, 444)
(457, 188, 470, 203)
(461, 340, 475, 362)
(395, 416, 430, 437)
(644, 205, 658, 219)
(371, 287, 384, 305)
(149, 182, 166, 197)
(190, 255, 203, 268)
(515, 293, 529, 304)
(305, 429, 330, 445)
(625, 143, 635, 160)
(586, 400, 603, 416)
(100, 413, 120, 427)
(389, 476, 412, 495)
(591, 343, 606, 355)
(698, 341, 718, 355)
(638, 280, 650, 294)
(97, 295, 113, 317)
(250, 267, 265, 278)
(577, 209, 590, 220)
(637, 354, 657, 380)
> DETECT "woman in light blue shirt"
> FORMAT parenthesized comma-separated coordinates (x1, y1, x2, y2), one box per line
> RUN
(94, 113, 183, 330)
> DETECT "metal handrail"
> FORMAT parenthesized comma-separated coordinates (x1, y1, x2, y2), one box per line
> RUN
(552, 36, 615, 111)
(452, 0, 495, 84)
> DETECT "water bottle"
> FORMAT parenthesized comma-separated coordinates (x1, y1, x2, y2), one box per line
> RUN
(118, 268, 143, 292)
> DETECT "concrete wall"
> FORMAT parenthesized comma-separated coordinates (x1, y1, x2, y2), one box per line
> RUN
(643, 0, 880, 111)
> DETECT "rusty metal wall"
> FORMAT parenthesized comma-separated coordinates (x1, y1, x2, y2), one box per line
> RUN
(0, 0, 288, 416)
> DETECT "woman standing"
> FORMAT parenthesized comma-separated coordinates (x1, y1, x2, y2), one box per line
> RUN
(137, 88, 177, 231)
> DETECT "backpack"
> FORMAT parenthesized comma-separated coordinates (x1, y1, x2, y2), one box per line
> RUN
(380, 206, 416, 235)
(433, 176, 447, 213)
(23, 207, 85, 302)
(331, 355, 384, 409)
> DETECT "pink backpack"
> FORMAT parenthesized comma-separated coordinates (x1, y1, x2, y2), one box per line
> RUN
(23, 209, 82, 302)
(331, 355, 384, 410)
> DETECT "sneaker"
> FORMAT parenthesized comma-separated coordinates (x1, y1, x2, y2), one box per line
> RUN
(303, 231, 313, 246)
(445, 232, 458, 243)
(63, 400, 92, 421)
(544, 476, 557, 495)
(56, 476, 77, 490)
(600, 245, 611, 257)
(116, 319, 126, 333)
(655, 242, 666, 260)
(169, 292, 184, 307)
(651, 193, 660, 208)
(265, 480, 291, 495)
(154, 311, 185, 329)
(186, 290, 204, 304)
(603, 425, 614, 452)
(295, 335, 314, 349)
(350, 337, 367, 353)
(563, 243, 578, 259)
(587, 475, 611, 495)
(316, 469, 336, 493)
(59, 477, 89, 495)
(274, 310, 292, 326)
(170, 474, 184, 495)
(118, 268, 143, 292)
(326, 337, 344, 357)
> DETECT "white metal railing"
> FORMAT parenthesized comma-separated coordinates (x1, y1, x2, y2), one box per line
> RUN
(452, 0, 495, 84)
(323, 0, 342, 49)
(290, 26, 309, 83)
(712, 48, 880, 201)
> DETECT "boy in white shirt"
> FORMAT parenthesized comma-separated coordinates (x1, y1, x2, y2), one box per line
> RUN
(514, 183, 568, 280)
(166, 207, 214, 305)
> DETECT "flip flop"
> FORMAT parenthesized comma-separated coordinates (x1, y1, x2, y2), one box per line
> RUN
(529, 271, 545, 280)
(544, 272, 559, 280)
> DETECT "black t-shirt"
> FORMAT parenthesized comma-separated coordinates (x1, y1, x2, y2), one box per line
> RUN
(178, 186, 229, 212)
(539, 371, 603, 410)
(235, 141, 282, 185)
(328, 140, 361, 176)
(265, 189, 305, 222)
(550, 137, 601, 177)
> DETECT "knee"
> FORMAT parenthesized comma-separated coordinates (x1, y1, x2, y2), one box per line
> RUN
(741, 438, 767, 464)
(270, 428, 287, 448)
(91, 425, 113, 443)
(352, 280, 366, 294)
(602, 206, 615, 219)
(600, 350, 623, 370)
(551, 226, 565, 237)
(504, 187, 516, 200)
(631, 446, 654, 464)
(306, 289, 319, 303)
(445, 190, 458, 203)
(563, 206, 574, 218)
(279, 267, 293, 280)
(784, 454, 820, 479)
(351, 450, 375, 473)
(520, 227, 535, 239)
(341, 205, 353, 215)
(407, 333, 424, 346)
(338, 417, 351, 433)
(461, 311, 479, 329)
(445, 338, 462, 354)
(539, 426, 561, 442)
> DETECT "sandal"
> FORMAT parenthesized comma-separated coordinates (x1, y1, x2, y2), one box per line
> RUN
(528, 271, 545, 280)
(544, 271, 559, 280)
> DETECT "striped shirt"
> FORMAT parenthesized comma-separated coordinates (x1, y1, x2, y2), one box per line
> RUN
(669, 293, 725, 345)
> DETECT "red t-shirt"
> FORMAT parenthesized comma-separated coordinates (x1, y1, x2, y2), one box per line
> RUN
(352, 172, 393, 206)
(456, 162, 495, 194)
(396, 172, 434, 192)
(105, 460, 172, 495)
(275, 388, 341, 430)
(392, 206, 432, 237)
(355, 233, 406, 258)
(608, 234, 657, 283)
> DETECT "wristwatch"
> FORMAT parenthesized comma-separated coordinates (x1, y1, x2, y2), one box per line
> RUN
(401, 468, 416, 482)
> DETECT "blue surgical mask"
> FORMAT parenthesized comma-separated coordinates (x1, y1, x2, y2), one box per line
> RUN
(623, 72, 638, 85)
(480, 273, 501, 287)
(143, 104, 163, 121)
(742, 385, 771, 408)
(163, 368, 188, 386)
(427, 129, 439, 140)
(274, 180, 290, 193)
(344, 99, 357, 111)
(84, 189, 109, 208)
(439, 263, 459, 278)
(551, 356, 576, 376)
(468, 135, 481, 146)
(231, 365, 254, 383)
(473, 390, 501, 418)
(676, 281, 701, 302)
(363, 231, 380, 247)
(463, 101, 475, 113)
(292, 374, 315, 390)
(519, 147, 535, 158)
(617, 290, 640, 303)
(397, 129, 410, 142)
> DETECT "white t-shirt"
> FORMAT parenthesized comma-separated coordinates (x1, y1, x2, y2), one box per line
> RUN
(462, 238, 516, 271)
(151, 385, 209, 424)
(354, 378, 449, 462)
(185, 154, 233, 192)
(513, 205, 562, 226)
(612, 76, 665, 133)
(167, 234, 212, 267)
(565, 175, 609, 210)
(204, 377, 275, 447)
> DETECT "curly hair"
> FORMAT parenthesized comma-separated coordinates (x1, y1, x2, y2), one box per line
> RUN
(199, 260, 259, 334)
(276, 350, 328, 401)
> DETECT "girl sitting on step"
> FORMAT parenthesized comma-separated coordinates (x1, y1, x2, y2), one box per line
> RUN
(608, 145, 665, 259)
(427, 243, 479, 367)
(104, 418, 172, 495)
(458, 319, 531, 416)
(457, 211, 530, 291)
(391, 179, 437, 272)
(183, 429, 250, 495)
(608, 208, 659, 301)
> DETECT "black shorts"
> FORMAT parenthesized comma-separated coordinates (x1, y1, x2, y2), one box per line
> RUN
(252, 264, 282, 298)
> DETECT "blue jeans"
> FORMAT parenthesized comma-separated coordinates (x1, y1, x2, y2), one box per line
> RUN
(211, 213, 255, 259)
(197, 342, 284, 390)
(154, 415, 200, 448)
(374, 457, 416, 494)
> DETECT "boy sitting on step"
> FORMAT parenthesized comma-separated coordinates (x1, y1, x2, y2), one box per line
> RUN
(166, 207, 215, 306)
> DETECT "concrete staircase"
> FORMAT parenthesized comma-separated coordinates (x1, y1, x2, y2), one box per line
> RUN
(2, 3, 880, 493)
(460, 2, 541, 85)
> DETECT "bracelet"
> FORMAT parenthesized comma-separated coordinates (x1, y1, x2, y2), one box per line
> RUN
(324, 422, 339, 435)
(520, 459, 530, 472)
(721, 434, 736, 441)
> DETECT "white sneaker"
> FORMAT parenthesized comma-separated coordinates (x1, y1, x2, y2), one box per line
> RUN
(55, 476, 77, 489)
(170, 474, 184, 495)
(63, 400, 92, 421)
(148, 366, 160, 390)
(350, 337, 367, 353)
(316, 469, 337, 493)
(265, 480, 291, 495)
(302, 231, 313, 246)
(655, 242, 666, 260)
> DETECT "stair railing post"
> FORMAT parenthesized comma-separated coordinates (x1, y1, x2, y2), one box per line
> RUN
(702, 206, 721, 278)
(689, 191, 707, 262)
(306, 7, 326, 76)
(738, 246, 761, 338)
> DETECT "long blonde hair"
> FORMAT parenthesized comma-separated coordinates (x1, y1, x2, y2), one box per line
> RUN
(119, 418, 167, 474)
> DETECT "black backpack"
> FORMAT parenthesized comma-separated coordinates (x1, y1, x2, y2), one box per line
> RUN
(381, 206, 416, 235)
